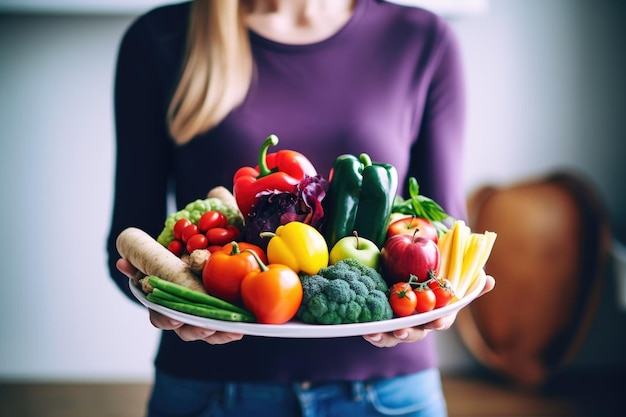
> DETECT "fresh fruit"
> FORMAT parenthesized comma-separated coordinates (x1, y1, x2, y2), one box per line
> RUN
(389, 282, 417, 317)
(413, 282, 436, 313)
(380, 232, 440, 284)
(329, 232, 380, 269)
(427, 273, 455, 308)
(386, 216, 438, 243)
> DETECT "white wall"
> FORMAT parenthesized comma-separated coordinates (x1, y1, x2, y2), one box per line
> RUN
(0, 0, 625, 382)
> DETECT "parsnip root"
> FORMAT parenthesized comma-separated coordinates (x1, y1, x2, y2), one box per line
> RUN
(116, 227, 207, 294)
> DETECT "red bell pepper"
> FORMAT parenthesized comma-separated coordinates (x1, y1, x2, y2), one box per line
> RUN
(233, 135, 317, 218)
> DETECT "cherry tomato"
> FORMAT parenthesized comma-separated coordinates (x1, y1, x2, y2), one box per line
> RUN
(198, 210, 228, 233)
(206, 225, 240, 246)
(427, 277, 455, 308)
(173, 218, 192, 240)
(167, 240, 184, 256)
(207, 245, 225, 253)
(181, 223, 200, 243)
(186, 233, 209, 253)
(413, 284, 436, 313)
(389, 282, 418, 317)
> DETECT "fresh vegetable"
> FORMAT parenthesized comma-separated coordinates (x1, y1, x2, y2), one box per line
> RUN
(296, 258, 393, 325)
(427, 273, 455, 309)
(202, 241, 263, 302)
(328, 232, 380, 270)
(261, 221, 329, 275)
(233, 134, 318, 219)
(380, 231, 440, 284)
(205, 224, 241, 246)
(198, 210, 228, 232)
(216, 241, 268, 264)
(240, 250, 303, 324)
(167, 240, 184, 257)
(181, 223, 200, 243)
(157, 197, 244, 248)
(389, 282, 418, 317)
(186, 233, 208, 253)
(173, 219, 192, 240)
(322, 153, 398, 249)
(413, 281, 436, 313)
(166, 210, 242, 256)
(391, 177, 451, 238)
(386, 216, 438, 243)
(146, 275, 255, 322)
(116, 227, 207, 294)
(242, 175, 329, 250)
(437, 220, 497, 298)
(186, 248, 210, 274)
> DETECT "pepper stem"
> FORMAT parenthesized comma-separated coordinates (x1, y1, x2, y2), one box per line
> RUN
(258, 134, 279, 178)
(244, 249, 269, 272)
(359, 153, 372, 167)
(228, 241, 240, 255)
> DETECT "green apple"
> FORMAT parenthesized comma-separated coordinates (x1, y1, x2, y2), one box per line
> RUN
(329, 232, 381, 269)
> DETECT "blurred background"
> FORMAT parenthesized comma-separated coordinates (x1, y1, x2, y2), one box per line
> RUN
(0, 0, 625, 409)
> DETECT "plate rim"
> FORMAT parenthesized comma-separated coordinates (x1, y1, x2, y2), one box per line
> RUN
(129, 271, 486, 338)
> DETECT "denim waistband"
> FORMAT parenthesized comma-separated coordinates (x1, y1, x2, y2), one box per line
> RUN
(221, 379, 367, 409)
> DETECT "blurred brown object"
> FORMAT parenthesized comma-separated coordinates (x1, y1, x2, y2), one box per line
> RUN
(456, 170, 612, 388)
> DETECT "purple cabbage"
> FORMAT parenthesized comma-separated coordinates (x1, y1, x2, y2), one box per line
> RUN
(243, 175, 329, 250)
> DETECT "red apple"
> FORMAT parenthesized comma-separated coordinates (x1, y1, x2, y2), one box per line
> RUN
(386, 216, 438, 243)
(380, 232, 440, 285)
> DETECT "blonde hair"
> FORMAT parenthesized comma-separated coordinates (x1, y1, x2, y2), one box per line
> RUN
(167, 0, 253, 144)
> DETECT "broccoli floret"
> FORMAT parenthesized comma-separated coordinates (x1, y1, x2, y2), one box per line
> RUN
(297, 259, 393, 324)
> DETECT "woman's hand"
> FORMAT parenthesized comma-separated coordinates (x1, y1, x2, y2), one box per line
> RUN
(363, 274, 496, 348)
(148, 310, 244, 345)
(116, 258, 244, 345)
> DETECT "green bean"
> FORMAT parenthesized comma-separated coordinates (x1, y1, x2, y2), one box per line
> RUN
(147, 293, 255, 322)
(147, 275, 251, 316)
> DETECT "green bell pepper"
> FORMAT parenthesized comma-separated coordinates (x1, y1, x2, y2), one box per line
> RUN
(322, 153, 398, 249)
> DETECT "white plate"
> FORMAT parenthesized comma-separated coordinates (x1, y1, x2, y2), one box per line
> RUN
(129, 271, 486, 338)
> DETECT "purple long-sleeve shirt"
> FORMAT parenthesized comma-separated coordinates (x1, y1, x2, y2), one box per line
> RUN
(108, 0, 466, 382)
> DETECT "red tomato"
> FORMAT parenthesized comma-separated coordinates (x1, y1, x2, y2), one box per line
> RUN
(173, 219, 192, 240)
(186, 233, 209, 253)
(198, 211, 228, 233)
(167, 240, 184, 256)
(206, 225, 240, 246)
(181, 223, 200, 243)
(387, 216, 438, 243)
(207, 245, 225, 253)
(427, 277, 455, 309)
(389, 282, 418, 317)
(413, 285, 436, 313)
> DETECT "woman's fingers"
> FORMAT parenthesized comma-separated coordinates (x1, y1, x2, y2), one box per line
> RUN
(363, 327, 430, 347)
(148, 309, 243, 345)
(116, 258, 138, 278)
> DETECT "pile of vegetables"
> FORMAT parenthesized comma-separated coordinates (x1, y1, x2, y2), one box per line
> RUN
(117, 134, 496, 326)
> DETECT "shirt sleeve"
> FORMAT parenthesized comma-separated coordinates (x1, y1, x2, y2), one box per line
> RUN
(106, 17, 174, 301)
(406, 20, 467, 221)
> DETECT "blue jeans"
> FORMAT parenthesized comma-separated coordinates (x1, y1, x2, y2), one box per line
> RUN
(146, 368, 447, 417)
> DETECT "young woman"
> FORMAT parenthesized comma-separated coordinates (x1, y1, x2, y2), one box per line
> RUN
(108, 1, 495, 416)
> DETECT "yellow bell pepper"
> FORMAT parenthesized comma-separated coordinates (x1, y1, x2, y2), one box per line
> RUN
(261, 221, 329, 275)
